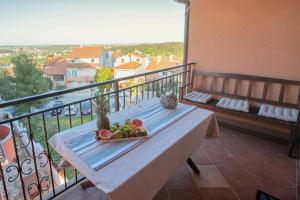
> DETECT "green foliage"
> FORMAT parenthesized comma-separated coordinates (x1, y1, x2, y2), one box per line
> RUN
(111, 42, 183, 59)
(94, 67, 113, 93)
(56, 84, 67, 91)
(0, 55, 13, 65)
(0, 70, 15, 100)
(10, 54, 53, 113)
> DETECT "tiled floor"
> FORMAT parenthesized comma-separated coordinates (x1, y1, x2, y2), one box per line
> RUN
(55, 127, 299, 200)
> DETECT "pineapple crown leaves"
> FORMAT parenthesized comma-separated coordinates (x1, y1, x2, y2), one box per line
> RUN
(93, 93, 109, 117)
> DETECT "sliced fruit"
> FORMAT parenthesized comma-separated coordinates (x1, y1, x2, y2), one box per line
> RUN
(125, 119, 131, 125)
(113, 122, 121, 128)
(139, 127, 147, 136)
(111, 130, 123, 139)
(110, 125, 118, 133)
(131, 119, 143, 127)
(97, 129, 113, 140)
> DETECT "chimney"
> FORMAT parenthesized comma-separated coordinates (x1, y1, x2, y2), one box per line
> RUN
(157, 56, 162, 64)
(47, 54, 54, 65)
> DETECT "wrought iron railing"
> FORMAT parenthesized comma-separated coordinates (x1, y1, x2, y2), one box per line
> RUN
(0, 63, 194, 200)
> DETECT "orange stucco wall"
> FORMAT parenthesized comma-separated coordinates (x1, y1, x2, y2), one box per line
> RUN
(188, 0, 300, 81)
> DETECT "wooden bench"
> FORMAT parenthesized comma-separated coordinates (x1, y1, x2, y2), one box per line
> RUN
(179, 70, 300, 157)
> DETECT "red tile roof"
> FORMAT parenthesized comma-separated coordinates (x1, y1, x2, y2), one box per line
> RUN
(43, 56, 66, 75)
(145, 58, 181, 71)
(67, 46, 103, 59)
(129, 52, 145, 58)
(113, 62, 141, 70)
(4, 67, 14, 76)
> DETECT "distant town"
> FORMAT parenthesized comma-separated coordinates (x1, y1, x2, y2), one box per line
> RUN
(0, 42, 183, 91)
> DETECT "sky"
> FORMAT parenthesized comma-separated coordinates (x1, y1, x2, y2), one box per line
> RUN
(0, 0, 185, 46)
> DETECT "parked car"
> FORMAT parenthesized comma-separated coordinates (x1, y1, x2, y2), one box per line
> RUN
(64, 104, 78, 116)
(80, 101, 92, 115)
(50, 101, 64, 115)
(3, 106, 16, 116)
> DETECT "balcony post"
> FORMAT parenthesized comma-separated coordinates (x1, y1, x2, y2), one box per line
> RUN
(183, 0, 190, 84)
(113, 81, 120, 112)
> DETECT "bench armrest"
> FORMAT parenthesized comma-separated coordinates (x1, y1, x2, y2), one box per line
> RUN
(179, 83, 192, 102)
(179, 83, 191, 90)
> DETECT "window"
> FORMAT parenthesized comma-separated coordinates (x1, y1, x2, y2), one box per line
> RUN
(91, 59, 94, 62)
(136, 58, 140, 62)
(121, 58, 124, 63)
(69, 69, 78, 77)
(162, 72, 168, 76)
(53, 75, 64, 81)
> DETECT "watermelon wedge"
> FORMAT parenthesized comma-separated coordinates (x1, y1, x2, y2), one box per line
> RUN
(97, 129, 113, 140)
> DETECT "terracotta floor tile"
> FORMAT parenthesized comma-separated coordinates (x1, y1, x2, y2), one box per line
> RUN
(189, 165, 229, 188)
(254, 147, 287, 165)
(264, 187, 296, 200)
(228, 147, 268, 165)
(244, 165, 294, 187)
(190, 147, 212, 165)
(272, 165, 297, 186)
(167, 188, 202, 200)
(166, 165, 197, 188)
(216, 164, 259, 188)
(234, 133, 274, 149)
(197, 188, 239, 200)
(153, 187, 170, 200)
(218, 134, 249, 150)
(231, 187, 263, 200)
(202, 143, 239, 165)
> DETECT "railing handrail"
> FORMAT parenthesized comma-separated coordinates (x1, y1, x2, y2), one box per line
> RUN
(0, 63, 195, 108)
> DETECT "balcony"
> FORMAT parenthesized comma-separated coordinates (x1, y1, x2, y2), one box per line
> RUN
(0, 63, 298, 200)
(1, 0, 300, 198)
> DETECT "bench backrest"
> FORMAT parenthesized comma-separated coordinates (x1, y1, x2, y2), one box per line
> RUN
(190, 70, 300, 108)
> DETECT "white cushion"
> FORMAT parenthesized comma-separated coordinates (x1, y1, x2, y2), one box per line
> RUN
(183, 91, 213, 104)
(216, 98, 249, 113)
(258, 104, 298, 122)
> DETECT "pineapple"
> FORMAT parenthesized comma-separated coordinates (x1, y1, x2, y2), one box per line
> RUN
(94, 94, 110, 131)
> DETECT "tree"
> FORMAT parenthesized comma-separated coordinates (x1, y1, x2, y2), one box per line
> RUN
(0, 70, 15, 101)
(94, 67, 113, 93)
(11, 54, 53, 113)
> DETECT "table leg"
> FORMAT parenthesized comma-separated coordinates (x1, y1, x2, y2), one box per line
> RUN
(81, 181, 95, 190)
(186, 158, 200, 175)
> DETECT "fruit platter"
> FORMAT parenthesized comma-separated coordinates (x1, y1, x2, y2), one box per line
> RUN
(95, 119, 148, 142)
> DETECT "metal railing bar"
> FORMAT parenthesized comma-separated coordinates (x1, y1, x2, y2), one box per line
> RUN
(0, 63, 195, 108)
(9, 121, 27, 200)
(79, 102, 83, 125)
(27, 117, 42, 200)
(0, 71, 190, 125)
(42, 113, 56, 197)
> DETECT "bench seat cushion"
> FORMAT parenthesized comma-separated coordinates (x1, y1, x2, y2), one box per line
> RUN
(258, 104, 298, 123)
(183, 91, 213, 104)
(216, 98, 249, 113)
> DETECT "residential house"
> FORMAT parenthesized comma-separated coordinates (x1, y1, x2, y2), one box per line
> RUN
(145, 56, 181, 80)
(43, 55, 66, 88)
(67, 46, 103, 65)
(113, 50, 150, 67)
(112, 61, 145, 88)
(65, 63, 99, 88)
(65, 46, 105, 88)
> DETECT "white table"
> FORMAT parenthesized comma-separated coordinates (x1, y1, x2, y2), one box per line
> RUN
(49, 99, 219, 200)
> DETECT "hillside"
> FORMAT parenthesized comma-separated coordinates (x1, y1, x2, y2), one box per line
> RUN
(111, 42, 183, 59)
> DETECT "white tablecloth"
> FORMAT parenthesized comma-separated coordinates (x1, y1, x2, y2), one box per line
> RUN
(49, 99, 219, 200)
